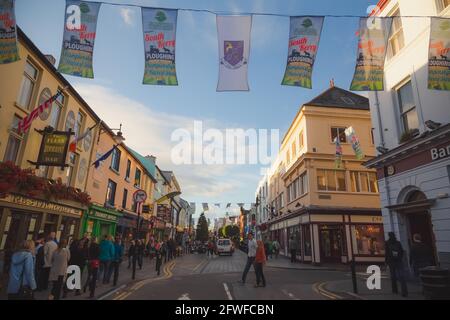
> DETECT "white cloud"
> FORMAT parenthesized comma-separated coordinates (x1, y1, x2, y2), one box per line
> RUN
(119, 8, 134, 26)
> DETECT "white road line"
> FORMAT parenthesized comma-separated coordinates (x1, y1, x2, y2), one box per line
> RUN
(223, 283, 233, 300)
(178, 293, 191, 300)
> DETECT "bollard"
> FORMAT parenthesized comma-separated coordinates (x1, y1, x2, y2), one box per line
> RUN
(351, 259, 358, 294)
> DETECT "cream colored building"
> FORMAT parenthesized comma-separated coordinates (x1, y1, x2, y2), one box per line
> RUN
(266, 85, 384, 265)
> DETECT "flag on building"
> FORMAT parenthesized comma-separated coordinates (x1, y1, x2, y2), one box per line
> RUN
(202, 203, 209, 211)
(334, 137, 343, 169)
(93, 145, 117, 168)
(216, 15, 252, 91)
(428, 17, 450, 91)
(69, 122, 99, 152)
(0, 0, 19, 64)
(345, 126, 364, 160)
(226, 203, 231, 208)
(58, 0, 101, 78)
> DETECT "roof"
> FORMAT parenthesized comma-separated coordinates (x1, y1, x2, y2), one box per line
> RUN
(126, 147, 157, 182)
(155, 165, 170, 184)
(304, 86, 370, 110)
(161, 171, 173, 183)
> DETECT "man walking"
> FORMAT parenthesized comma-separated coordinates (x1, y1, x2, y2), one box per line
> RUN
(385, 232, 408, 297)
(42, 234, 58, 290)
(409, 233, 433, 278)
(240, 232, 257, 284)
(106, 236, 123, 286)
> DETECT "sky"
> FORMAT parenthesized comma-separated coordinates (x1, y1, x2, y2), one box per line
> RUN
(14, 0, 375, 221)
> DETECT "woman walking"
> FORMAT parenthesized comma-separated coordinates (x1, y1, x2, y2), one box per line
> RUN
(7, 240, 37, 300)
(254, 240, 267, 288)
(49, 239, 70, 300)
(83, 237, 100, 299)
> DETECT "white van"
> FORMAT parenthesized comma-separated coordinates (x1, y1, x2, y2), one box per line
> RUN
(216, 238, 234, 256)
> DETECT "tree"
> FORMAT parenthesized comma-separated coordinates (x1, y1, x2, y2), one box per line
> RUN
(196, 213, 209, 242)
(225, 225, 240, 238)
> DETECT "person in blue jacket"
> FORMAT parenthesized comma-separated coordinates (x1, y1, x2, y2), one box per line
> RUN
(106, 236, 124, 286)
(7, 240, 37, 300)
(98, 235, 115, 284)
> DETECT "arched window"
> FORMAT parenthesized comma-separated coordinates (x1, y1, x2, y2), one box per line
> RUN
(407, 190, 427, 202)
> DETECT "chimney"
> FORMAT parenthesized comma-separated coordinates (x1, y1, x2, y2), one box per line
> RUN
(45, 55, 56, 65)
(329, 78, 335, 88)
(146, 155, 156, 163)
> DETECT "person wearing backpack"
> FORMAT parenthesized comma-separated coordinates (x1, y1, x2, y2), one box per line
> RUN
(385, 232, 408, 297)
(7, 240, 37, 300)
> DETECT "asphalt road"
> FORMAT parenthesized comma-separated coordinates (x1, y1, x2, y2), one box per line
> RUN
(108, 250, 350, 300)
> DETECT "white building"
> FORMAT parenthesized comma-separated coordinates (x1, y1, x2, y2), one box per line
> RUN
(255, 174, 269, 239)
(364, 0, 450, 268)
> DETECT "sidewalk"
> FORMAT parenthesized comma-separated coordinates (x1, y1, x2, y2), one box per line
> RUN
(0, 255, 178, 300)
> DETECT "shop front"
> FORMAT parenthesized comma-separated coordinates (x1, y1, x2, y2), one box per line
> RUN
(151, 218, 166, 242)
(0, 193, 85, 274)
(116, 211, 137, 242)
(81, 204, 122, 240)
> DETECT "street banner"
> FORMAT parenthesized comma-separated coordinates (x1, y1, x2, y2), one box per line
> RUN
(142, 8, 178, 85)
(350, 17, 392, 91)
(226, 203, 231, 208)
(428, 17, 450, 91)
(345, 126, 364, 160)
(0, 0, 19, 64)
(334, 137, 343, 169)
(217, 15, 252, 91)
(202, 203, 209, 211)
(58, 0, 101, 78)
(214, 203, 221, 208)
(281, 16, 324, 88)
(17, 91, 64, 135)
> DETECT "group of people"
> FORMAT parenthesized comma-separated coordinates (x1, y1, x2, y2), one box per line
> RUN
(5, 232, 187, 300)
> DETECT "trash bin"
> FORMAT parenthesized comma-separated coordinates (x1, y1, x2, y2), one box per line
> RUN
(419, 267, 450, 300)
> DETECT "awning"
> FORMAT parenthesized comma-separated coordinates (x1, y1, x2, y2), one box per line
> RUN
(386, 198, 436, 213)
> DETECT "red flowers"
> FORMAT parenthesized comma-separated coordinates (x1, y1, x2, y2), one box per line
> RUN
(0, 161, 91, 206)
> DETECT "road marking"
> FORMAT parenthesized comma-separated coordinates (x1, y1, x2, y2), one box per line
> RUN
(193, 259, 208, 271)
(312, 282, 343, 300)
(178, 293, 191, 300)
(223, 283, 233, 300)
(281, 289, 301, 300)
(97, 284, 127, 300)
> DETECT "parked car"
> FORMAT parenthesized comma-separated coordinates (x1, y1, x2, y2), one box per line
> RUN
(216, 238, 234, 256)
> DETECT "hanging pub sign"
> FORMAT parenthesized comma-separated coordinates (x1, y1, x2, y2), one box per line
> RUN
(32, 127, 73, 169)
(0, 0, 19, 64)
(428, 17, 450, 91)
(350, 17, 392, 91)
(157, 204, 171, 221)
(142, 8, 178, 85)
(58, 0, 101, 78)
(282, 16, 324, 88)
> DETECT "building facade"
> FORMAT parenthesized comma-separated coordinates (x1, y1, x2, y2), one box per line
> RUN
(364, 0, 450, 268)
(264, 86, 384, 265)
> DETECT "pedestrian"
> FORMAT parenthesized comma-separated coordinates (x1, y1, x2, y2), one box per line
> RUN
(48, 239, 70, 300)
(272, 239, 280, 259)
(254, 240, 267, 288)
(99, 235, 115, 284)
(107, 236, 124, 286)
(34, 233, 45, 291)
(42, 233, 58, 290)
(409, 233, 434, 278)
(155, 241, 163, 276)
(240, 232, 257, 284)
(137, 239, 145, 269)
(127, 240, 136, 269)
(385, 232, 408, 297)
(83, 237, 100, 298)
(289, 236, 297, 263)
(67, 238, 88, 296)
(7, 240, 37, 300)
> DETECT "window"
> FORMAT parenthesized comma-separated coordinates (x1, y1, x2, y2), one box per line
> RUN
(134, 168, 141, 188)
(301, 172, 308, 194)
(436, 0, 450, 13)
(66, 153, 78, 186)
(286, 150, 290, 164)
(280, 192, 284, 208)
(122, 188, 128, 209)
(125, 159, 131, 180)
(317, 169, 346, 191)
(50, 90, 64, 129)
(299, 131, 304, 149)
(331, 127, 347, 143)
(397, 81, 419, 133)
(350, 171, 379, 193)
(292, 141, 296, 158)
(17, 61, 38, 109)
(352, 225, 385, 255)
(106, 179, 117, 206)
(3, 115, 23, 163)
(110, 148, 121, 172)
(387, 9, 405, 59)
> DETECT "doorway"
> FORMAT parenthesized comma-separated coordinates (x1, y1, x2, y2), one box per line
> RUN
(320, 225, 343, 262)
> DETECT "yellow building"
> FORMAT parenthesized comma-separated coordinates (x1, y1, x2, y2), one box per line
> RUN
(267, 85, 384, 265)
(0, 27, 101, 263)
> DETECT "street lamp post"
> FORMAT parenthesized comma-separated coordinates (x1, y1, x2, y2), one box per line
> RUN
(132, 189, 147, 280)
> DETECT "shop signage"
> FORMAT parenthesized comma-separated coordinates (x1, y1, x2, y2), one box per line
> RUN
(431, 144, 450, 161)
(1, 194, 83, 217)
(33, 127, 73, 169)
(157, 204, 171, 221)
(90, 210, 118, 222)
(142, 205, 150, 213)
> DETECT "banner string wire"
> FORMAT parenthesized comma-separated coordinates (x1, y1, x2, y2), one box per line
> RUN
(87, 0, 440, 18)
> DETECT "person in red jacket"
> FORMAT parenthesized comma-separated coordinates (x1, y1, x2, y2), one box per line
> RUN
(254, 240, 266, 288)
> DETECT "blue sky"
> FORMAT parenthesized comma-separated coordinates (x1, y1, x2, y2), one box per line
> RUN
(15, 0, 375, 219)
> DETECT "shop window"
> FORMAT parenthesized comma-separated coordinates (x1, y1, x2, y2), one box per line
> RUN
(134, 168, 141, 188)
(352, 225, 385, 255)
(106, 179, 117, 206)
(17, 60, 39, 109)
(317, 169, 346, 192)
(397, 81, 419, 134)
(331, 127, 347, 143)
(3, 115, 24, 164)
(125, 159, 131, 181)
(302, 225, 312, 256)
(387, 8, 405, 59)
(111, 148, 121, 172)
